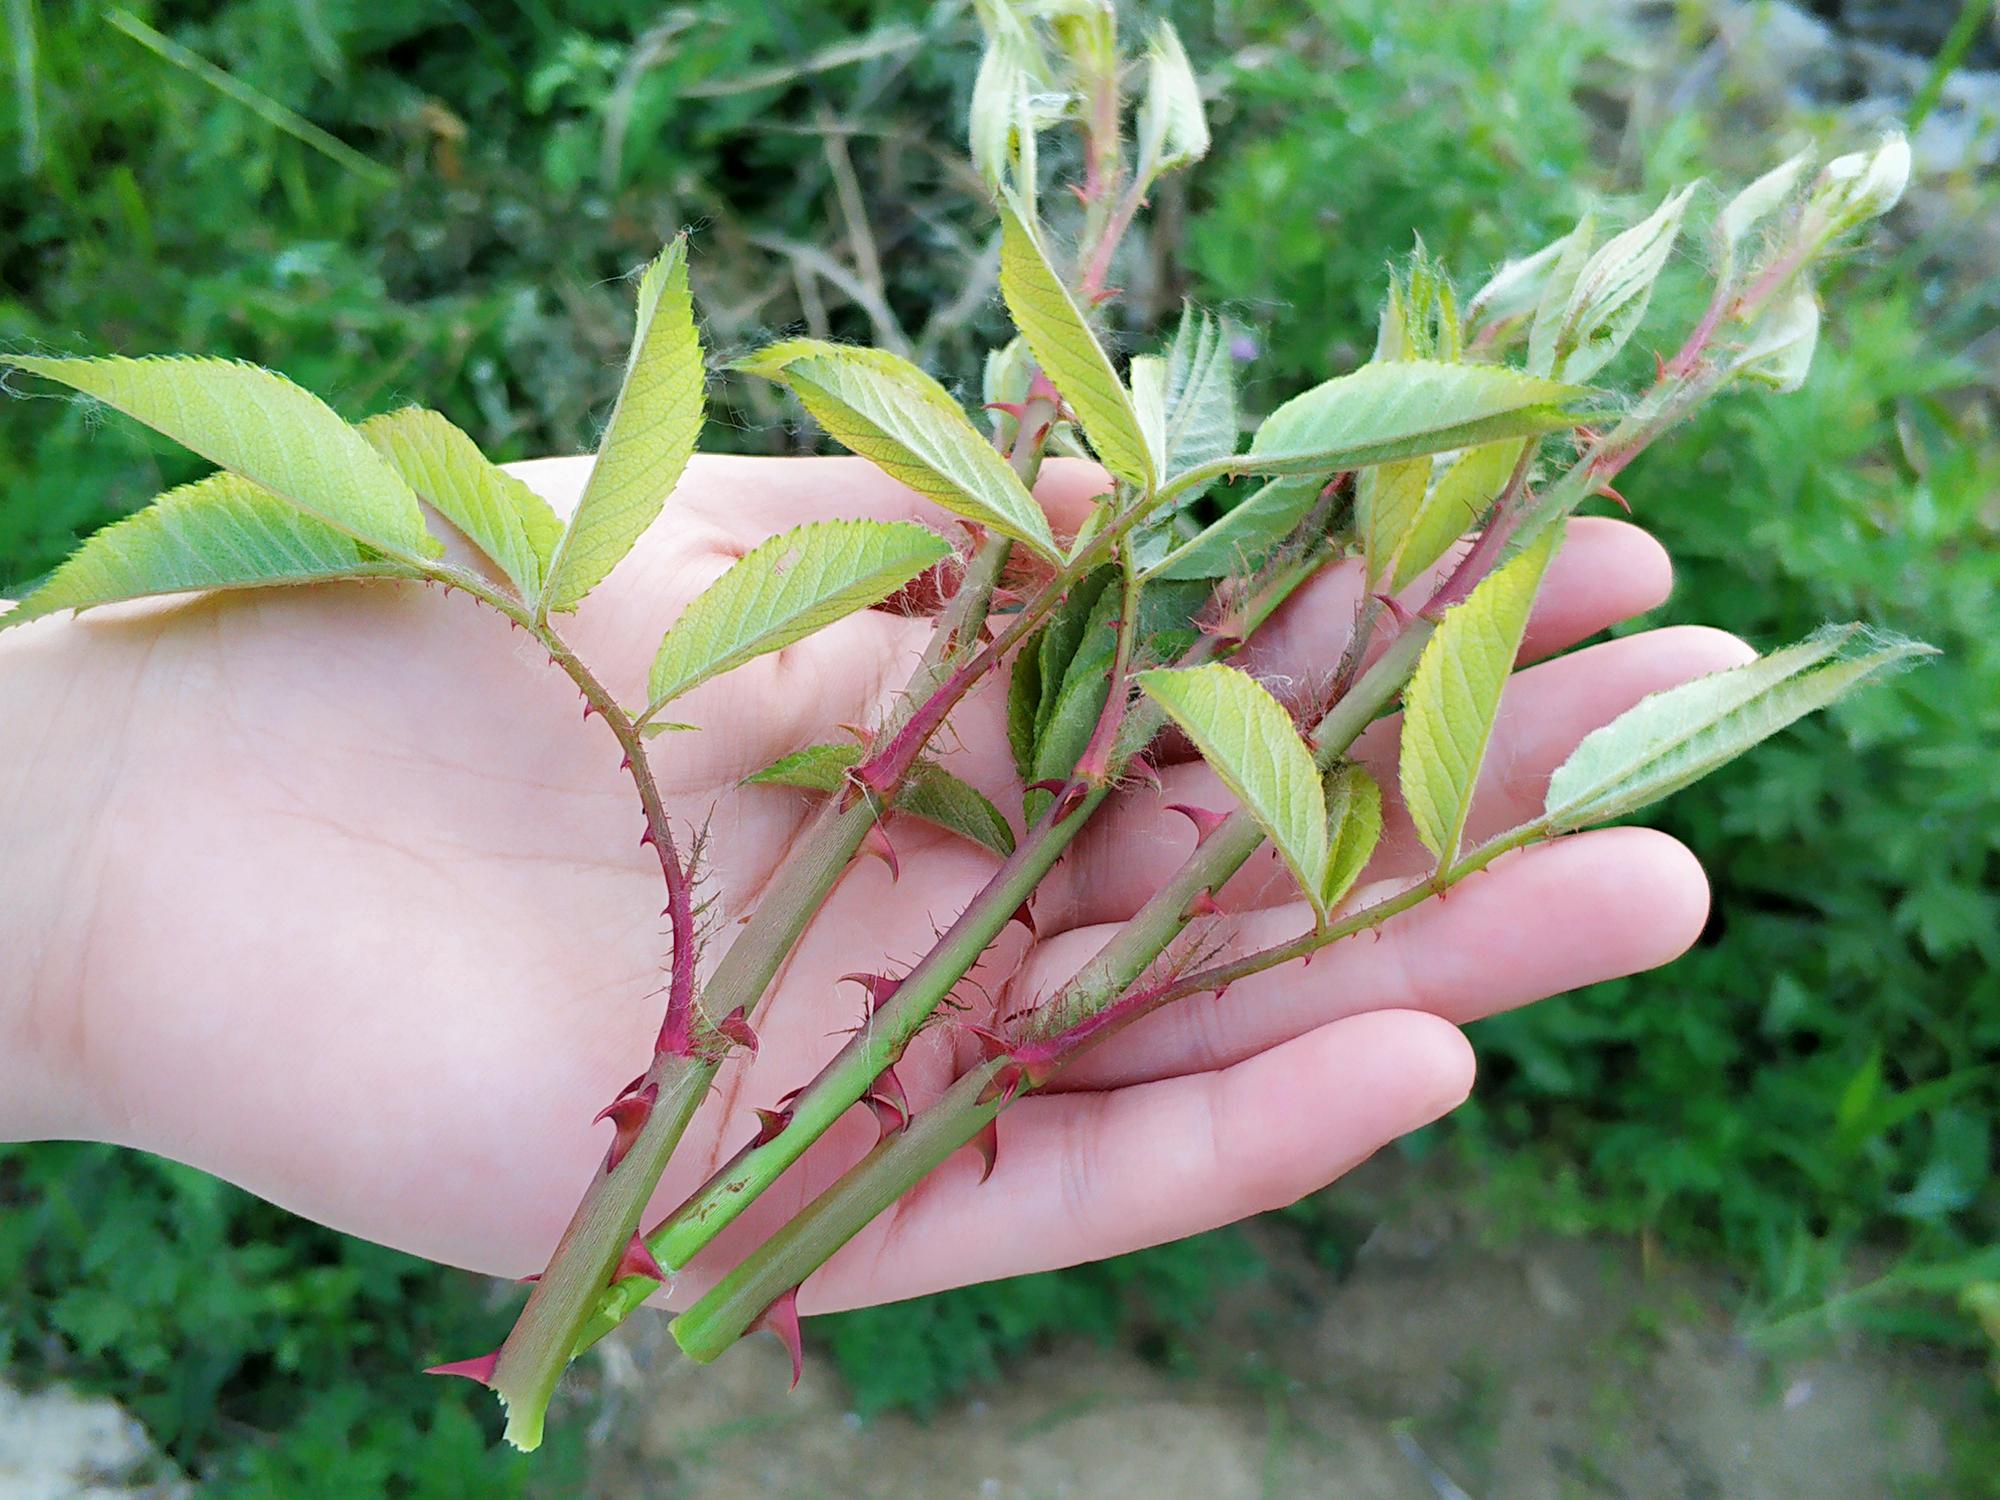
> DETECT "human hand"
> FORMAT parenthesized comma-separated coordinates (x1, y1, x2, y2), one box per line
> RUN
(0, 453, 1736, 1310)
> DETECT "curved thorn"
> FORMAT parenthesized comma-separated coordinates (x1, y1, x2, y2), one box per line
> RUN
(1166, 804, 1230, 843)
(750, 1286, 805, 1390)
(860, 822, 900, 882)
(970, 1116, 1000, 1184)
(717, 1006, 759, 1055)
(614, 1234, 666, 1285)
(1183, 889, 1225, 920)
(594, 1083, 658, 1172)
(424, 1350, 500, 1386)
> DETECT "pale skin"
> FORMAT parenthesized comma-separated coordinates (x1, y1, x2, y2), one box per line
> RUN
(0, 453, 1743, 1319)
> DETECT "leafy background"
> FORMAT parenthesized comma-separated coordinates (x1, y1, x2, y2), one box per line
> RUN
(2, 0, 1995, 1492)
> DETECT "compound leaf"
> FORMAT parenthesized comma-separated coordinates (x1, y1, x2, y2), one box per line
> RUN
(542, 236, 704, 612)
(359, 408, 561, 599)
(1544, 625, 1935, 831)
(0, 471, 421, 629)
(1139, 661, 1328, 912)
(646, 519, 951, 713)
(1389, 438, 1525, 592)
(1399, 524, 1561, 872)
(5, 354, 437, 561)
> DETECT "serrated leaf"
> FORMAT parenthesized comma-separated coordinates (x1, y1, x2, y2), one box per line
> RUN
(1239, 361, 1583, 482)
(1357, 459, 1429, 589)
(1544, 624, 1934, 831)
(733, 338, 963, 414)
(359, 408, 561, 599)
(746, 743, 1016, 857)
(1320, 764, 1383, 912)
(1151, 474, 1321, 581)
(997, 192, 1154, 488)
(1399, 525, 1561, 872)
(745, 346, 1060, 560)
(1158, 308, 1237, 486)
(1390, 438, 1525, 592)
(1467, 227, 1586, 338)
(542, 237, 705, 612)
(1139, 662, 1329, 912)
(0, 471, 421, 630)
(1033, 567, 1117, 744)
(5, 355, 438, 561)
(645, 519, 951, 713)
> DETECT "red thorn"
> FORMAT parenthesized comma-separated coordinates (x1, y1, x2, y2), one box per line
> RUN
(753, 1106, 793, 1144)
(964, 1022, 1010, 1060)
(1214, 983, 1230, 1004)
(983, 399, 1029, 420)
(1371, 592, 1414, 629)
(1597, 482, 1632, 513)
(1124, 755, 1163, 792)
(750, 1286, 805, 1390)
(717, 1005, 759, 1055)
(1008, 899, 1037, 937)
(639, 825, 656, 848)
(594, 1083, 658, 1172)
(619, 753, 632, 771)
(839, 972, 901, 1014)
(1167, 804, 1230, 843)
(865, 1064, 910, 1141)
(971, 1116, 1000, 1184)
(774, 1085, 807, 1112)
(517, 1272, 541, 1284)
(424, 1350, 500, 1386)
(1067, 182, 1090, 206)
(614, 1233, 666, 1284)
(1183, 889, 1225, 920)
(860, 822, 900, 882)
(836, 721, 874, 746)
(583, 702, 596, 720)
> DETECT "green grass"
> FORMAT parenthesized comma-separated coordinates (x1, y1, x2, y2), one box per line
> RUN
(2, 0, 1994, 1483)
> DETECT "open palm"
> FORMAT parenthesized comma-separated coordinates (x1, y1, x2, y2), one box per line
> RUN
(0, 453, 1737, 1313)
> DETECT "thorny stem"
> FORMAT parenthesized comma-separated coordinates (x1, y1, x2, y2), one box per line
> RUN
(669, 818, 1545, 1363)
(569, 535, 1334, 1353)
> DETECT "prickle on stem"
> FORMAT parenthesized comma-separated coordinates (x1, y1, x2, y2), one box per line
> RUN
(594, 1083, 658, 1172)
(750, 1286, 805, 1390)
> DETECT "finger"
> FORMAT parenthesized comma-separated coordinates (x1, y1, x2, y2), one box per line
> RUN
(1184, 516, 1672, 745)
(1037, 826, 1709, 1092)
(798, 1009, 1472, 1310)
(1050, 624, 1751, 928)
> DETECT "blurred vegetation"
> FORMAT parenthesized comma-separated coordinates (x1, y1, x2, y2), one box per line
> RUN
(2, 0, 1994, 1488)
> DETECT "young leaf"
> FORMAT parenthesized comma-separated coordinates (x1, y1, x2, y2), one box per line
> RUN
(4, 355, 438, 561)
(0, 471, 422, 630)
(1005, 637, 1043, 784)
(747, 743, 1016, 858)
(1134, 20, 1209, 181)
(1157, 308, 1237, 487)
(541, 237, 704, 613)
(997, 192, 1155, 488)
(734, 338, 962, 414)
(645, 519, 952, 713)
(1237, 361, 1582, 482)
(740, 345, 1060, 560)
(1716, 151, 1812, 260)
(1389, 438, 1525, 592)
(1545, 185, 1697, 381)
(1149, 474, 1321, 581)
(1527, 213, 1597, 378)
(359, 408, 562, 599)
(1467, 226, 1586, 339)
(1399, 525, 1561, 873)
(1544, 625, 1934, 832)
(1320, 764, 1384, 913)
(1138, 662, 1329, 912)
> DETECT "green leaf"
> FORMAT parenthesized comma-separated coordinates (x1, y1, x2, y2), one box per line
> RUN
(1544, 624, 1935, 831)
(733, 338, 963, 414)
(1389, 438, 1525, 592)
(742, 345, 1060, 560)
(1399, 524, 1562, 872)
(1138, 662, 1329, 913)
(1238, 361, 1583, 481)
(1320, 764, 1384, 913)
(1006, 636, 1043, 784)
(1150, 474, 1321, 581)
(1134, 20, 1208, 179)
(541, 237, 705, 612)
(997, 192, 1155, 488)
(747, 743, 1016, 858)
(0, 471, 422, 630)
(4, 355, 438, 561)
(358, 408, 562, 599)
(1156, 307, 1237, 488)
(1357, 459, 1429, 589)
(645, 519, 952, 713)
(1028, 578, 1206, 815)
(1545, 186, 1696, 382)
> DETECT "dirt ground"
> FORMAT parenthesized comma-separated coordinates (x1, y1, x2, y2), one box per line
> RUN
(590, 1173, 1983, 1500)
